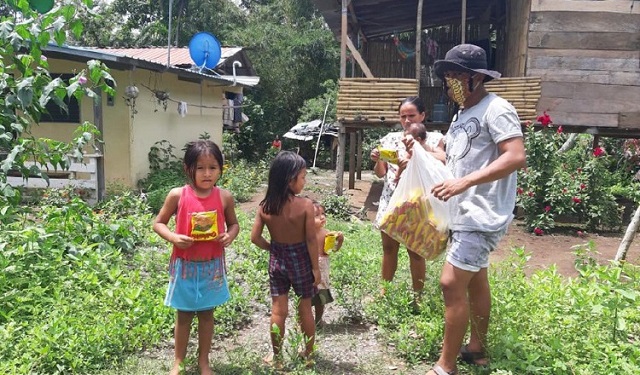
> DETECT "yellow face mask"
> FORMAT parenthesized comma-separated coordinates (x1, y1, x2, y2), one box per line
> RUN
(445, 77, 468, 107)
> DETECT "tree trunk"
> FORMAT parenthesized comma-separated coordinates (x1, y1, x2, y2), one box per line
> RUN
(557, 133, 578, 154)
(615, 204, 640, 261)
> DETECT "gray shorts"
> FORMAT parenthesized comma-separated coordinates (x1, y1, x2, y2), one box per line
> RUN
(446, 229, 506, 272)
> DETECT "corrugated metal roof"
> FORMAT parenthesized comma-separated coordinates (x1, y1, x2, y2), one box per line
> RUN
(89, 47, 243, 68)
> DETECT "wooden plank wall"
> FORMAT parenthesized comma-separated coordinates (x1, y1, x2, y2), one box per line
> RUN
(528, 0, 640, 131)
(500, 0, 530, 77)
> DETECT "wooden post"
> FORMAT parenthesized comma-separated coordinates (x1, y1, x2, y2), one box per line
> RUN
(615, 205, 640, 261)
(461, 0, 467, 44)
(340, 0, 348, 78)
(93, 88, 105, 202)
(349, 131, 356, 189)
(336, 124, 346, 195)
(415, 0, 424, 81)
(356, 129, 363, 180)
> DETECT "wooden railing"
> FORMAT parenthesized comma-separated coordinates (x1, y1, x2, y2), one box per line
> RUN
(6, 154, 101, 204)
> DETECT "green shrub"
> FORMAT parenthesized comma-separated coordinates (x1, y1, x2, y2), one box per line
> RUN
(518, 123, 627, 233)
(322, 194, 351, 221)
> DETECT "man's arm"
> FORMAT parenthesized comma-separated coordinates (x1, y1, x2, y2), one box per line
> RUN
(432, 136, 526, 201)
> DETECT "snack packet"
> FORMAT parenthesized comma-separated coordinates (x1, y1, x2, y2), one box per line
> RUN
(378, 146, 399, 164)
(190, 211, 218, 241)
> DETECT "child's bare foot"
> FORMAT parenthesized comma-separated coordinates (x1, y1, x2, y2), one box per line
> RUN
(297, 351, 315, 368)
(198, 360, 213, 375)
(263, 353, 284, 370)
(169, 360, 182, 375)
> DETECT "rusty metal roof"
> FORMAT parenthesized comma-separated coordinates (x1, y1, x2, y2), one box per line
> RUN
(89, 47, 243, 68)
(44, 44, 259, 87)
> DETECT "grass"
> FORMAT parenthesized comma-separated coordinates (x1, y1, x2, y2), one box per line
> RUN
(1, 170, 640, 374)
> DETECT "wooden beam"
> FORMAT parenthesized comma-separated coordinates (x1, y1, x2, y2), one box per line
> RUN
(415, 0, 424, 81)
(531, 0, 640, 14)
(336, 124, 346, 195)
(345, 36, 374, 78)
(528, 31, 640, 51)
(340, 0, 348, 79)
(356, 130, 363, 180)
(461, 0, 467, 43)
(349, 132, 356, 189)
(619, 112, 640, 129)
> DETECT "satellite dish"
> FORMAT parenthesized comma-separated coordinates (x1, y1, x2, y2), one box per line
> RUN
(188, 32, 222, 71)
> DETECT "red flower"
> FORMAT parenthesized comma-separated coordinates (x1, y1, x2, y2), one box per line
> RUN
(562, 188, 568, 193)
(517, 188, 524, 195)
(557, 126, 563, 133)
(537, 111, 553, 127)
(593, 147, 605, 157)
(573, 197, 582, 204)
(580, 183, 586, 190)
(544, 205, 551, 212)
(528, 191, 534, 197)
(534, 227, 544, 236)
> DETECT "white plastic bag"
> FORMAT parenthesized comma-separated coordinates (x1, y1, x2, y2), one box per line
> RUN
(379, 143, 453, 260)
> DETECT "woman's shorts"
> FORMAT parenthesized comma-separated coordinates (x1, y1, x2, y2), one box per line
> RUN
(164, 257, 230, 312)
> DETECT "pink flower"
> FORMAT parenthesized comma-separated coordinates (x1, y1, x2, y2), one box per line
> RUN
(534, 227, 544, 236)
(528, 191, 534, 197)
(557, 126, 563, 133)
(517, 188, 524, 195)
(580, 183, 586, 190)
(544, 205, 551, 212)
(537, 111, 553, 127)
(577, 230, 585, 237)
(573, 197, 582, 204)
(593, 147, 604, 157)
(78, 76, 88, 85)
(562, 188, 568, 193)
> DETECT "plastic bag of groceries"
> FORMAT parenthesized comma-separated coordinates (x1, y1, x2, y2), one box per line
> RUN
(379, 143, 453, 260)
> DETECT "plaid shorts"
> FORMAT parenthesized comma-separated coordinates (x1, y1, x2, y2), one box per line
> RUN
(269, 241, 316, 298)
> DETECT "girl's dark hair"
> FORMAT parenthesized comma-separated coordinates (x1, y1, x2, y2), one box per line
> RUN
(260, 151, 306, 215)
(398, 96, 426, 114)
(183, 140, 224, 185)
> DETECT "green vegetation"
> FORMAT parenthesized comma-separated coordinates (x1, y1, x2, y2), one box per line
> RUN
(2, 170, 639, 373)
(517, 124, 640, 234)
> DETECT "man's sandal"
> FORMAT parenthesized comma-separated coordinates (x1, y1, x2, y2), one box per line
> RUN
(429, 364, 458, 375)
(458, 344, 489, 367)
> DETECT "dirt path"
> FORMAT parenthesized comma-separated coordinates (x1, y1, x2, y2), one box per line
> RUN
(226, 169, 640, 374)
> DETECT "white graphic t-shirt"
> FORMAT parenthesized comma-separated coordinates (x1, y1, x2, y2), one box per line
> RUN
(444, 93, 523, 232)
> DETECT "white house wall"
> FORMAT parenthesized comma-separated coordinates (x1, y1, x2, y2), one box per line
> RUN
(30, 58, 236, 189)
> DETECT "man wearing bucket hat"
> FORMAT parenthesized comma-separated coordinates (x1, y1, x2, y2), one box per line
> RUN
(425, 44, 526, 375)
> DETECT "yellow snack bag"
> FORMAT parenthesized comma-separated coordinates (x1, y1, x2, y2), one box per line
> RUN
(190, 211, 218, 241)
(324, 232, 337, 254)
(378, 146, 399, 164)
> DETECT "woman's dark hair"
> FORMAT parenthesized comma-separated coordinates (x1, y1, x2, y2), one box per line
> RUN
(398, 96, 426, 114)
(260, 151, 306, 215)
(183, 140, 224, 185)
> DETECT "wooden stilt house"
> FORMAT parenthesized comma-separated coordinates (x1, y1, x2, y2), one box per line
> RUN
(312, 0, 640, 194)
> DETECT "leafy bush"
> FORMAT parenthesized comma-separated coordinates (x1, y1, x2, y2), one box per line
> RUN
(517, 120, 628, 234)
(322, 194, 351, 221)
